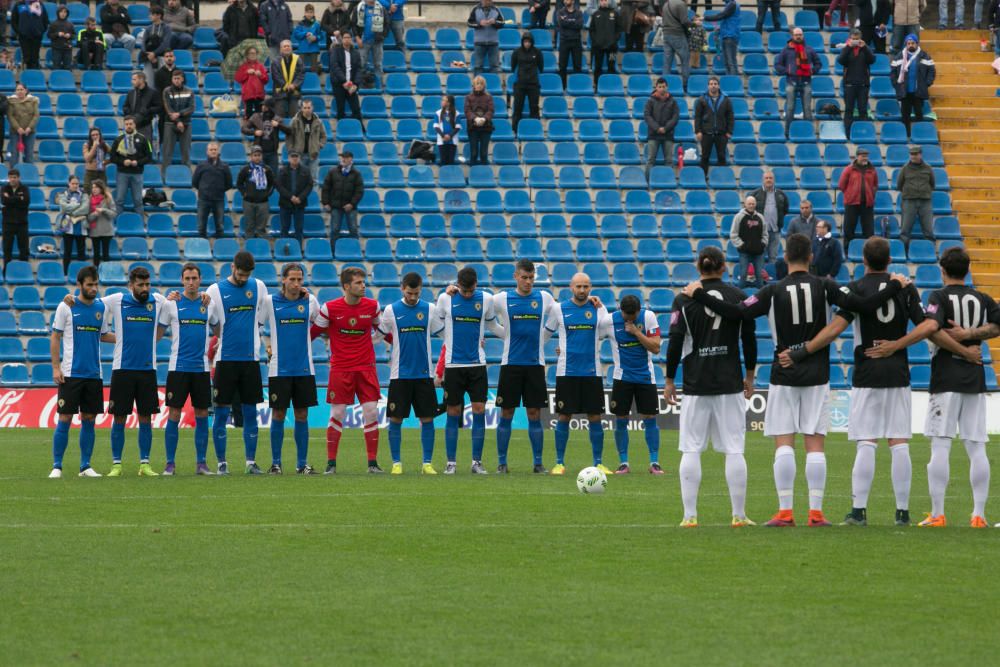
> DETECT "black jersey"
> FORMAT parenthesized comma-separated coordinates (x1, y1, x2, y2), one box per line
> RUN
(694, 271, 902, 387)
(836, 274, 925, 388)
(666, 278, 756, 396)
(925, 285, 1000, 394)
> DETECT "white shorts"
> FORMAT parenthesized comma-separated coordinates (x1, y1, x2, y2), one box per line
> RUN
(923, 392, 987, 443)
(679, 393, 747, 454)
(764, 383, 830, 437)
(848, 387, 912, 442)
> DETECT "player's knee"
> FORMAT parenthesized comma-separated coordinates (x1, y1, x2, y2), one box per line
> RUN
(193, 408, 209, 418)
(293, 408, 309, 421)
(525, 408, 541, 420)
(470, 403, 486, 414)
(446, 405, 463, 417)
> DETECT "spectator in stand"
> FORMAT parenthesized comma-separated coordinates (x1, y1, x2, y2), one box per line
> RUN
(139, 7, 172, 84)
(161, 69, 194, 176)
(110, 116, 152, 224)
(643, 77, 679, 180)
(381, 0, 406, 52)
(276, 151, 313, 247)
(330, 32, 364, 125)
(11, 0, 47, 69)
(897, 145, 936, 250)
(82, 127, 111, 193)
(7, 83, 38, 165)
(510, 32, 543, 133)
(56, 176, 90, 274)
(192, 142, 233, 238)
(48, 5, 74, 70)
(286, 99, 327, 183)
(154, 49, 178, 94)
(556, 0, 584, 89)
(87, 180, 115, 266)
(236, 146, 276, 240)
(856, 0, 890, 54)
(991, 0, 1000, 57)
(293, 4, 326, 73)
(219, 0, 259, 56)
(260, 0, 293, 63)
(890, 0, 921, 54)
(838, 29, 874, 139)
(242, 97, 287, 175)
(730, 195, 767, 288)
(755, 0, 781, 32)
(1, 168, 28, 273)
(235, 46, 269, 119)
(467, 0, 504, 75)
(687, 15, 707, 71)
(811, 220, 844, 278)
(891, 33, 935, 137)
(621, 0, 653, 52)
(752, 170, 789, 263)
(434, 95, 461, 166)
(100, 0, 134, 50)
(322, 150, 364, 257)
(321, 0, 352, 47)
(123, 71, 161, 145)
(786, 198, 821, 239)
(693, 76, 733, 175)
(0, 0, 8, 48)
(528, 0, 550, 28)
(0, 91, 6, 162)
(660, 0, 690, 87)
(271, 39, 305, 119)
(355, 0, 387, 85)
(775, 27, 821, 137)
(163, 0, 195, 50)
(588, 0, 621, 87)
(77, 17, 107, 70)
(837, 147, 876, 251)
(824, 0, 850, 26)
(705, 0, 740, 75)
(464, 76, 494, 166)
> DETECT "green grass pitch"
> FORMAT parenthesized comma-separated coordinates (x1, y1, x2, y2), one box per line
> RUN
(2, 427, 999, 666)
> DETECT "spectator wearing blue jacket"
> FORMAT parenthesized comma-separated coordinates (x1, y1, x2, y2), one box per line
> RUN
(260, 0, 294, 62)
(355, 0, 387, 85)
(704, 0, 740, 75)
(11, 0, 48, 70)
(467, 0, 505, 75)
(890, 33, 935, 136)
(293, 4, 327, 73)
(378, 0, 406, 52)
(774, 27, 821, 136)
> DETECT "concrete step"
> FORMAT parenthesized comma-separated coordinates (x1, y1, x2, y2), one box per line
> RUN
(932, 84, 999, 97)
(949, 176, 1000, 188)
(957, 216, 1000, 228)
(941, 142, 1000, 154)
(940, 127, 1000, 141)
(963, 236, 1000, 249)
(946, 165, 1000, 176)
(939, 152, 1000, 164)
(967, 248, 1000, 261)
(936, 119, 1000, 129)
(969, 261, 1000, 272)
(934, 62, 999, 76)
(923, 50, 995, 62)
(951, 188, 1000, 199)
(920, 38, 988, 51)
(932, 96, 1000, 109)
(953, 200, 997, 213)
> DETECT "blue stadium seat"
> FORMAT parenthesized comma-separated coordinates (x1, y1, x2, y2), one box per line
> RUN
(910, 122, 939, 144)
(81, 70, 108, 93)
(435, 27, 462, 49)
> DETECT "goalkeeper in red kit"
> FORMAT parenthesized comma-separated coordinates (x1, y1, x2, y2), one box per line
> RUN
(310, 266, 385, 474)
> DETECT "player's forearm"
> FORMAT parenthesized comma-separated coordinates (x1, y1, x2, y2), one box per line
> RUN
(637, 333, 661, 354)
(49, 334, 61, 367)
(100, 333, 116, 343)
(806, 318, 848, 355)
(309, 323, 325, 340)
(958, 323, 1000, 341)
(929, 329, 975, 358)
(665, 333, 684, 378)
(892, 318, 938, 350)
(741, 329, 757, 372)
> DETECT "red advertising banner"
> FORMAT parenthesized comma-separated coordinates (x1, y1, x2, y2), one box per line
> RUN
(0, 388, 197, 428)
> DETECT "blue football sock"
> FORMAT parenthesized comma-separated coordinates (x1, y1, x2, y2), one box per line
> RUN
(528, 419, 543, 466)
(471, 412, 486, 461)
(643, 417, 660, 464)
(388, 421, 402, 463)
(138, 422, 153, 462)
(52, 420, 70, 469)
(497, 417, 512, 465)
(445, 414, 460, 462)
(294, 420, 309, 469)
(164, 419, 179, 464)
(270, 416, 285, 466)
(589, 420, 604, 466)
(242, 404, 258, 461)
(615, 418, 629, 464)
(213, 406, 230, 463)
(554, 419, 570, 465)
(110, 421, 125, 463)
(79, 419, 95, 470)
(421, 421, 435, 464)
(194, 416, 209, 464)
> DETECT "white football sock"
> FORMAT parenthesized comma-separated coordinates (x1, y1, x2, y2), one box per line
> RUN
(889, 443, 911, 511)
(679, 452, 702, 519)
(928, 437, 952, 517)
(964, 440, 990, 518)
(773, 445, 796, 511)
(852, 441, 877, 509)
(725, 453, 748, 518)
(805, 451, 827, 512)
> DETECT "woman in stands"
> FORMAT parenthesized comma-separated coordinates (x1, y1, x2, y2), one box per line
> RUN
(7, 82, 38, 165)
(234, 45, 269, 119)
(56, 176, 90, 274)
(82, 127, 111, 194)
(434, 95, 461, 166)
(87, 180, 116, 267)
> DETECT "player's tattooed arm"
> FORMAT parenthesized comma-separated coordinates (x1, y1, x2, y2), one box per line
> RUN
(942, 320, 1000, 342)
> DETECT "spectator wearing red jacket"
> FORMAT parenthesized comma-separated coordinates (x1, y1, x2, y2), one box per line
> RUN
(234, 46, 269, 118)
(837, 146, 878, 252)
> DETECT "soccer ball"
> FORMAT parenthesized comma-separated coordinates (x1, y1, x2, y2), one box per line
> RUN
(576, 466, 607, 494)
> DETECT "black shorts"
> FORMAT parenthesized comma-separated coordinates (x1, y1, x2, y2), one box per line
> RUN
(268, 375, 319, 410)
(165, 371, 212, 410)
(109, 369, 160, 416)
(58, 377, 104, 415)
(443, 366, 488, 406)
(214, 360, 264, 406)
(554, 376, 606, 416)
(496, 365, 547, 409)
(610, 380, 659, 416)
(387, 378, 438, 419)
